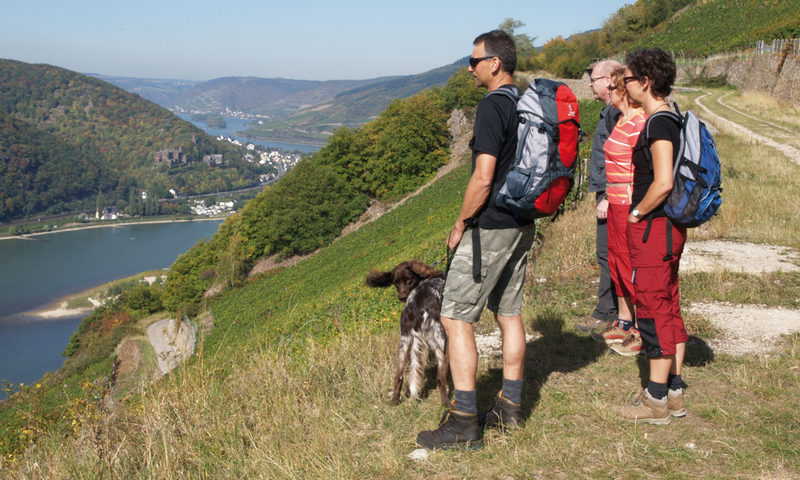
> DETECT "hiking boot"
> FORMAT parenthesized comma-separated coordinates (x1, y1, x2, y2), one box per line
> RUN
(591, 322, 628, 344)
(610, 330, 643, 356)
(416, 408, 483, 451)
(668, 388, 687, 418)
(574, 317, 609, 333)
(620, 389, 671, 425)
(482, 391, 522, 432)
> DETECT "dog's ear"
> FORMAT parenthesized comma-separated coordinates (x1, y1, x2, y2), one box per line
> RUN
(365, 270, 393, 288)
(407, 260, 442, 279)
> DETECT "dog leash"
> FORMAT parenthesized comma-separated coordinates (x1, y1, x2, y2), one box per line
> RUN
(430, 247, 455, 281)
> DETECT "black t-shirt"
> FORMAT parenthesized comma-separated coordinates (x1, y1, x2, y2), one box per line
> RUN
(471, 85, 533, 229)
(631, 113, 682, 218)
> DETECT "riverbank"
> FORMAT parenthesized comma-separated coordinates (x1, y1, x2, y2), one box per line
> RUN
(26, 271, 168, 320)
(0, 216, 225, 242)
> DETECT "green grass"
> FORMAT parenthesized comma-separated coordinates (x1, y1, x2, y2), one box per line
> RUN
(632, 0, 800, 56)
(3, 89, 800, 478)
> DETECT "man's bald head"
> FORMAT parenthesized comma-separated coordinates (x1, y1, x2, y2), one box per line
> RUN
(589, 59, 624, 103)
(592, 59, 623, 78)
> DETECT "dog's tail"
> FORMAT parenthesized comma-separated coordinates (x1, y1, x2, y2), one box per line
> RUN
(365, 270, 392, 288)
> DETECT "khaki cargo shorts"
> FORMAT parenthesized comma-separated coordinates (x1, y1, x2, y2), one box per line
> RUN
(440, 223, 536, 324)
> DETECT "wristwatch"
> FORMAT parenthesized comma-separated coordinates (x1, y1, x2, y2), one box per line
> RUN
(631, 208, 643, 218)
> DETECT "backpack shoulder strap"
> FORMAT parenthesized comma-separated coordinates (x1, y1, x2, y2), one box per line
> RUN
(485, 85, 520, 103)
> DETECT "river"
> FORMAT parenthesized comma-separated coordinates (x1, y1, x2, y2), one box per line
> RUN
(0, 220, 222, 395)
(176, 114, 321, 154)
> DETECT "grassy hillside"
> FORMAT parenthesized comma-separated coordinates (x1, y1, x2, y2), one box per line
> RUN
(4, 89, 800, 478)
(0, 59, 260, 222)
(630, 0, 800, 56)
(534, 0, 800, 77)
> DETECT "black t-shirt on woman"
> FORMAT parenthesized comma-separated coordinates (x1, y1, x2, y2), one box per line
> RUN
(631, 114, 681, 219)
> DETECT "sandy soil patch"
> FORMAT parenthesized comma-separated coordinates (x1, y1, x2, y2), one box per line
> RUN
(146, 318, 197, 376)
(687, 302, 800, 355)
(475, 329, 539, 358)
(34, 301, 93, 319)
(678, 240, 799, 355)
(681, 240, 800, 274)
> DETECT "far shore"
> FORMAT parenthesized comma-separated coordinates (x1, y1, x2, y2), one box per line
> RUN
(0, 216, 225, 242)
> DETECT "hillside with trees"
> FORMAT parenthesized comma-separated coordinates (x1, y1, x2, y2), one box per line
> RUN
(529, 0, 800, 77)
(0, 59, 268, 223)
(160, 68, 483, 314)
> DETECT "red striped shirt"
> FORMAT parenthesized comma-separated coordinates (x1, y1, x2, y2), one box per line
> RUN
(603, 111, 646, 205)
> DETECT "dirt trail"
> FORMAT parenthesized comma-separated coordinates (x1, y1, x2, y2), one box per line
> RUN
(673, 93, 800, 355)
(693, 90, 800, 166)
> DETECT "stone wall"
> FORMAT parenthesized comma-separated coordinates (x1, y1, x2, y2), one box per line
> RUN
(678, 52, 800, 104)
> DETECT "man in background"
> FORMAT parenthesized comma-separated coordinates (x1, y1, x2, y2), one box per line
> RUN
(575, 59, 623, 334)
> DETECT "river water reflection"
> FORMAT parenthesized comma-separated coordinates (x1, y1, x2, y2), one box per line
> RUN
(0, 220, 222, 393)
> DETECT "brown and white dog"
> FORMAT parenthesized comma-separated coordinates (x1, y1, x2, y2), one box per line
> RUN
(365, 260, 449, 406)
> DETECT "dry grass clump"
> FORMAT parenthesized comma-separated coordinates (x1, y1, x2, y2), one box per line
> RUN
(690, 129, 800, 249)
(721, 91, 800, 131)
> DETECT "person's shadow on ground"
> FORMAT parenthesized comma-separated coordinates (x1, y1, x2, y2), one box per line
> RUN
(471, 311, 607, 421)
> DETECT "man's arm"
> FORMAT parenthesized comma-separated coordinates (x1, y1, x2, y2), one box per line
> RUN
(447, 152, 496, 250)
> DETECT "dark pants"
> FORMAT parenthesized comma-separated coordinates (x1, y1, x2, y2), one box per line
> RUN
(593, 193, 618, 321)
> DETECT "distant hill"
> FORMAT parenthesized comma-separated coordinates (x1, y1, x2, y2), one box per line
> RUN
(95, 58, 468, 144)
(242, 59, 467, 143)
(0, 59, 263, 223)
(90, 75, 200, 106)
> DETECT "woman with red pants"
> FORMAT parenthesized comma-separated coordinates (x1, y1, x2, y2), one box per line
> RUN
(621, 48, 688, 424)
(591, 68, 646, 355)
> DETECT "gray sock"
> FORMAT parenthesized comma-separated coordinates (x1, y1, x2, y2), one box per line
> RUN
(453, 389, 477, 415)
(502, 378, 523, 405)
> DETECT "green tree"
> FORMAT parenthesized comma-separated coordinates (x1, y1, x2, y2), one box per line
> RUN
(95, 190, 104, 214)
(499, 18, 538, 71)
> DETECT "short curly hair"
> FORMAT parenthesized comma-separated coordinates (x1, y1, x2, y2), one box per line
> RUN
(625, 48, 676, 98)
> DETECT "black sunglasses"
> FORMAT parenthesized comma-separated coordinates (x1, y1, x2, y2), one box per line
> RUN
(623, 75, 641, 85)
(469, 56, 495, 68)
(608, 85, 618, 91)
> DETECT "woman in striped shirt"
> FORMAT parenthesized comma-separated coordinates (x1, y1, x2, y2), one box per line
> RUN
(593, 68, 647, 356)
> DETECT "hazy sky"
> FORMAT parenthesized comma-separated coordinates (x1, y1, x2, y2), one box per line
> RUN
(1, 0, 632, 81)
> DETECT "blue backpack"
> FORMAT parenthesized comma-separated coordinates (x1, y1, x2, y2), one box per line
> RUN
(644, 104, 722, 228)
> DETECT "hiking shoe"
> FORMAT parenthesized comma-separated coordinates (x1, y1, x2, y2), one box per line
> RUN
(591, 322, 628, 344)
(416, 408, 483, 450)
(482, 391, 522, 432)
(574, 317, 609, 333)
(668, 388, 687, 418)
(610, 330, 643, 356)
(620, 389, 671, 425)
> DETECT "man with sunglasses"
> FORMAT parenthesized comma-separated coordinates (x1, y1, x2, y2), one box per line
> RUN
(574, 59, 623, 335)
(416, 29, 535, 451)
